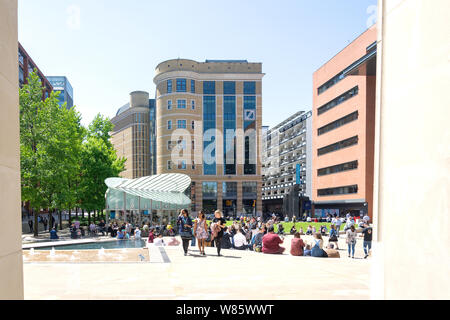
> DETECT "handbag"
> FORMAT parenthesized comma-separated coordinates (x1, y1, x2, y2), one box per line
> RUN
(179, 216, 192, 239)
(180, 230, 192, 239)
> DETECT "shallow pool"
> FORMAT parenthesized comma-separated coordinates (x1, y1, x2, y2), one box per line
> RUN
(31, 239, 146, 251)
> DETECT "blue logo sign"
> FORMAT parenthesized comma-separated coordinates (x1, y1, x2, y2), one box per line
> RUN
(296, 164, 302, 185)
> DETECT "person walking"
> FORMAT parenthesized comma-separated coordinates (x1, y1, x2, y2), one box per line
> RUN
(212, 210, 226, 256)
(194, 210, 208, 256)
(362, 223, 373, 259)
(177, 209, 193, 256)
(28, 218, 33, 233)
(346, 225, 357, 258)
(42, 217, 48, 231)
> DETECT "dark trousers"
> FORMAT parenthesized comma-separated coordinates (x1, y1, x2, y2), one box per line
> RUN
(182, 238, 190, 254)
(215, 236, 222, 255)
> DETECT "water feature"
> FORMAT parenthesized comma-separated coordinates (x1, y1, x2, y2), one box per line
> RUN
(31, 239, 146, 251)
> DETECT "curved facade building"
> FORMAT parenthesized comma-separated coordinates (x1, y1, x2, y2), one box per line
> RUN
(111, 91, 156, 179)
(153, 59, 264, 216)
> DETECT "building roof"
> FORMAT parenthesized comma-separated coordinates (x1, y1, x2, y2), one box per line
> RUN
(116, 103, 130, 116)
(105, 174, 192, 210)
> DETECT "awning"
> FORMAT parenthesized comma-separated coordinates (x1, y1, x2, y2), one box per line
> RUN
(104, 173, 192, 211)
(343, 44, 377, 76)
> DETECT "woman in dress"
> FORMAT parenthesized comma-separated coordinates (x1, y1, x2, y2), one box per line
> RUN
(194, 210, 208, 256)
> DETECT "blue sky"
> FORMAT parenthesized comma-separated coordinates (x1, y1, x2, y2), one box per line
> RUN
(18, 0, 377, 128)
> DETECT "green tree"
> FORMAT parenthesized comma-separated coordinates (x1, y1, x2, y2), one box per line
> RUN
(79, 115, 125, 222)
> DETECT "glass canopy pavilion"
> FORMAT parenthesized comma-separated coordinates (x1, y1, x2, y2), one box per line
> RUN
(105, 173, 191, 225)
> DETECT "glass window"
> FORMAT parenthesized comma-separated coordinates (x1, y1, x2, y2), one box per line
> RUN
(242, 182, 257, 199)
(167, 120, 172, 130)
(177, 120, 187, 129)
(223, 182, 237, 198)
(318, 86, 359, 115)
(176, 79, 187, 92)
(243, 96, 256, 175)
(178, 139, 186, 150)
(18, 49, 24, 65)
(244, 81, 256, 95)
(178, 160, 187, 170)
(19, 66, 24, 85)
(167, 100, 172, 110)
(203, 81, 215, 94)
(318, 136, 358, 156)
(177, 100, 186, 109)
(191, 100, 195, 110)
(318, 72, 346, 95)
(167, 161, 172, 170)
(318, 160, 358, 176)
(191, 121, 195, 129)
(167, 80, 172, 93)
(202, 182, 217, 198)
(318, 185, 358, 196)
(223, 96, 236, 175)
(223, 81, 236, 95)
(167, 141, 172, 150)
(203, 95, 216, 175)
(191, 80, 195, 93)
(318, 111, 359, 136)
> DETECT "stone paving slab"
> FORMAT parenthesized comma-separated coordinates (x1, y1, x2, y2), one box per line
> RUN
(23, 235, 372, 300)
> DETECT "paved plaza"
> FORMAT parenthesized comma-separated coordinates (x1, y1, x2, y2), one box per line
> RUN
(23, 235, 372, 300)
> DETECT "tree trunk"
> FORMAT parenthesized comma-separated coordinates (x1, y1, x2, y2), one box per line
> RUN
(58, 209, 62, 231)
(33, 208, 38, 237)
(75, 207, 78, 220)
(68, 207, 72, 225)
(87, 209, 90, 225)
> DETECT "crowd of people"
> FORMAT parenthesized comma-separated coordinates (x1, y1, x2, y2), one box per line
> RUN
(46, 208, 373, 260)
(174, 209, 373, 259)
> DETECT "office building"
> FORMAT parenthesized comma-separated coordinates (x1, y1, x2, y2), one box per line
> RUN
(312, 26, 377, 219)
(18, 42, 52, 99)
(154, 59, 264, 216)
(111, 91, 156, 179)
(47, 76, 74, 109)
(262, 111, 312, 216)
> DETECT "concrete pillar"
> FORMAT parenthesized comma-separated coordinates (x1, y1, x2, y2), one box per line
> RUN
(217, 181, 223, 211)
(373, 0, 450, 299)
(0, 0, 24, 300)
(237, 181, 243, 214)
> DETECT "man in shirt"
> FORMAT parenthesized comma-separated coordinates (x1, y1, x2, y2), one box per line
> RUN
(262, 226, 285, 254)
(233, 228, 248, 250)
(362, 224, 373, 259)
(252, 227, 265, 252)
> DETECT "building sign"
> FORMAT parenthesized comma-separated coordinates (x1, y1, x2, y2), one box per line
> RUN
(296, 164, 302, 185)
(244, 109, 256, 121)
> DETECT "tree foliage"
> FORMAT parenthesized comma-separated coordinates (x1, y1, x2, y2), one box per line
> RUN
(19, 71, 125, 235)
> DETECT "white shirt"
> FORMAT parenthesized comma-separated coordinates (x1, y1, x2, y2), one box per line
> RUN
(135, 230, 141, 239)
(307, 217, 312, 222)
(233, 233, 248, 247)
